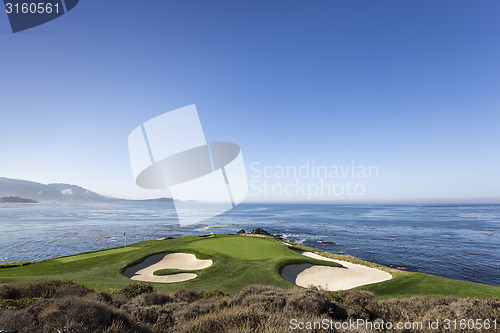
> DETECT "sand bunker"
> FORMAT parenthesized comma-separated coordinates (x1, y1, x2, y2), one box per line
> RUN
(123, 253, 212, 283)
(281, 252, 392, 291)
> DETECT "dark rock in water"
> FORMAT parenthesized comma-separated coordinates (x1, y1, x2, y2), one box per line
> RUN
(318, 240, 336, 245)
(249, 228, 284, 240)
(237, 229, 245, 234)
(0, 196, 37, 203)
(250, 228, 271, 236)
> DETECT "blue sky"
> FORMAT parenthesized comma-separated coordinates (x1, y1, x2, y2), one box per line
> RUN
(0, 0, 499, 202)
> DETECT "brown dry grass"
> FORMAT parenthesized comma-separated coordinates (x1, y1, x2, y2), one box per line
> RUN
(0, 281, 498, 332)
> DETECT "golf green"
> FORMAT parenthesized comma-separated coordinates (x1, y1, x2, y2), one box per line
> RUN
(0, 234, 498, 299)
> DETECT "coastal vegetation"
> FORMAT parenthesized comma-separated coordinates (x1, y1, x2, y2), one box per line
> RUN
(0, 281, 498, 332)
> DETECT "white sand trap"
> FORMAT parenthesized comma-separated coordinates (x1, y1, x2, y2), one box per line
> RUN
(281, 252, 392, 291)
(123, 253, 212, 283)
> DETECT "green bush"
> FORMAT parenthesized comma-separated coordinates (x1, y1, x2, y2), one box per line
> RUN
(23, 280, 91, 298)
(0, 284, 21, 299)
(0, 280, 89, 300)
(0, 261, 35, 269)
(174, 289, 204, 303)
(203, 289, 228, 299)
(0, 296, 42, 310)
(126, 292, 173, 306)
(121, 282, 154, 299)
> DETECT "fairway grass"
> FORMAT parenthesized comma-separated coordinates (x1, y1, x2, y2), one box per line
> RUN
(0, 235, 340, 294)
(358, 271, 500, 299)
(0, 234, 498, 299)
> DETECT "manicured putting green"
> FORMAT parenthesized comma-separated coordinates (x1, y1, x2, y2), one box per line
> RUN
(190, 236, 293, 260)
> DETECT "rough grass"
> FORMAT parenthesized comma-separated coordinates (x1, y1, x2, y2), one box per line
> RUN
(0, 281, 498, 333)
(358, 271, 500, 299)
(0, 261, 35, 268)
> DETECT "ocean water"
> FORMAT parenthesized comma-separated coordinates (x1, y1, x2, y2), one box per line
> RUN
(0, 202, 498, 286)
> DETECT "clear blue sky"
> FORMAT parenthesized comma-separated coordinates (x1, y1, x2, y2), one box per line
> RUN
(0, 0, 499, 202)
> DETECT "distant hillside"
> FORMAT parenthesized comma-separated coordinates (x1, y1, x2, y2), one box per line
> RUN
(132, 197, 174, 203)
(0, 177, 174, 203)
(0, 196, 37, 203)
(0, 177, 111, 202)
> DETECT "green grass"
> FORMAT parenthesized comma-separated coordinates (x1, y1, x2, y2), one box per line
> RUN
(0, 234, 498, 299)
(0, 261, 35, 268)
(357, 271, 500, 299)
(189, 236, 294, 260)
(54, 246, 140, 263)
(0, 234, 340, 294)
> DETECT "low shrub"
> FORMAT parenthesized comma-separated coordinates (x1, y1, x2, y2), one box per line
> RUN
(176, 307, 268, 333)
(126, 305, 174, 328)
(286, 288, 333, 316)
(176, 301, 217, 320)
(0, 284, 21, 299)
(0, 296, 139, 333)
(203, 289, 228, 299)
(0, 296, 42, 310)
(174, 289, 204, 303)
(23, 280, 91, 299)
(127, 292, 173, 307)
(121, 282, 154, 299)
(0, 280, 90, 300)
(1, 281, 499, 332)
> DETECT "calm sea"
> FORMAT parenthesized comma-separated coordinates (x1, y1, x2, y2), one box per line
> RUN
(0, 202, 498, 286)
